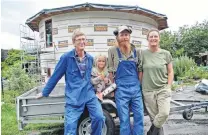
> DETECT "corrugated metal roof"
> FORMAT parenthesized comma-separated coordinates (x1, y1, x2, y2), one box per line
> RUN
(26, 2, 168, 31)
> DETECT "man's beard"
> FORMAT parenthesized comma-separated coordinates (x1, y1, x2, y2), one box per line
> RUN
(118, 39, 130, 48)
(118, 39, 131, 54)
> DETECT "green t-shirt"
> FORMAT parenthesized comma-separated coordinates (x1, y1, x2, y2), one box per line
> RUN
(139, 49, 173, 91)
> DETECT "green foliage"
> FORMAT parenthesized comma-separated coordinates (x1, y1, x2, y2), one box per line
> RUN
(1, 103, 27, 135)
(173, 55, 197, 78)
(173, 56, 208, 83)
(4, 49, 22, 65)
(184, 66, 208, 80)
(1, 90, 63, 135)
(160, 20, 208, 59)
(161, 20, 208, 86)
(175, 48, 184, 57)
(2, 49, 21, 70)
(1, 102, 63, 135)
(1, 49, 36, 77)
(160, 31, 184, 58)
(178, 21, 208, 58)
(4, 63, 37, 93)
(2, 90, 21, 104)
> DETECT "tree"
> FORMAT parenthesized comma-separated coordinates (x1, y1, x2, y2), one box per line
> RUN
(1, 49, 35, 77)
(160, 31, 184, 58)
(1, 49, 38, 92)
(178, 20, 208, 58)
(160, 20, 208, 59)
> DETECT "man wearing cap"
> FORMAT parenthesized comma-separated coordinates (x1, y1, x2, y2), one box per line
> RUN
(108, 25, 144, 135)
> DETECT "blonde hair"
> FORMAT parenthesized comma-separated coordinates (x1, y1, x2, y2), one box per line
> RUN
(72, 29, 86, 43)
(146, 29, 160, 40)
(94, 54, 108, 72)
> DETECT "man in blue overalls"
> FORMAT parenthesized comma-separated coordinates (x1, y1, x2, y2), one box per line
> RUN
(108, 26, 144, 135)
(36, 30, 105, 135)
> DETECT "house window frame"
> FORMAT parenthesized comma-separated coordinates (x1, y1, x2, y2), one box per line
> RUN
(45, 19, 53, 48)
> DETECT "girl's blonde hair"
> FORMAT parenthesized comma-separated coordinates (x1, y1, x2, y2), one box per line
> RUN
(94, 54, 108, 73)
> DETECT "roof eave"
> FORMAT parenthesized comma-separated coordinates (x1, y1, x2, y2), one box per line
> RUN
(26, 3, 168, 31)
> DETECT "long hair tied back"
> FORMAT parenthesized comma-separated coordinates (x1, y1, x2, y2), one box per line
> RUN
(146, 29, 160, 40)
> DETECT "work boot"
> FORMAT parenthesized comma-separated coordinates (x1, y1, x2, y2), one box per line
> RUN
(147, 124, 153, 135)
(158, 127, 164, 135)
(147, 124, 160, 135)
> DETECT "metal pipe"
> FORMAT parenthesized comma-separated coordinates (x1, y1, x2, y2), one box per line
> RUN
(101, 99, 117, 109)
(171, 99, 185, 106)
(21, 102, 65, 107)
(170, 101, 208, 112)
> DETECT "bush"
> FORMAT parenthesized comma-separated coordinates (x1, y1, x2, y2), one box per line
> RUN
(4, 64, 37, 93)
(2, 90, 21, 104)
(185, 66, 208, 80)
(173, 55, 208, 83)
(173, 55, 197, 80)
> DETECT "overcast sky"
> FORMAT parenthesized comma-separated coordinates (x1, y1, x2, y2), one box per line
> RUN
(1, 0, 208, 49)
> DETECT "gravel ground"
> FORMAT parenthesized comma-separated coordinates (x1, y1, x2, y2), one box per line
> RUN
(113, 110, 208, 135)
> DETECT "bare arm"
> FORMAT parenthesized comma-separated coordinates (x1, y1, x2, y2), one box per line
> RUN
(108, 72, 114, 83)
(167, 62, 174, 86)
(166, 51, 174, 87)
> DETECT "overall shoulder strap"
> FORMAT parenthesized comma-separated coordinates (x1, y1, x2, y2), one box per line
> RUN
(133, 48, 137, 58)
(116, 47, 122, 59)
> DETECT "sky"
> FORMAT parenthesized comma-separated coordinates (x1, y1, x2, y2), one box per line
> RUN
(1, 0, 208, 49)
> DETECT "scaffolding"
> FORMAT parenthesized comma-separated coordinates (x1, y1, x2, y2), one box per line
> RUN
(19, 24, 41, 85)
(20, 24, 59, 85)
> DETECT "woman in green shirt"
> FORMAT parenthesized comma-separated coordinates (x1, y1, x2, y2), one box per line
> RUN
(139, 29, 174, 135)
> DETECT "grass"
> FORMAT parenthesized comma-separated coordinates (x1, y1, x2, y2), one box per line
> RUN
(1, 90, 64, 135)
(1, 103, 28, 135)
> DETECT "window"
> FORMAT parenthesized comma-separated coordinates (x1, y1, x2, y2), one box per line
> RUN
(45, 20, 53, 47)
(44, 67, 51, 77)
(47, 68, 51, 77)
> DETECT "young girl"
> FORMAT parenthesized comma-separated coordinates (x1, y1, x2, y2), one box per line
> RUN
(91, 54, 116, 100)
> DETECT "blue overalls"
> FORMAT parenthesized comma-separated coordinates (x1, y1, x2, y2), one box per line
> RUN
(42, 49, 105, 135)
(115, 48, 144, 135)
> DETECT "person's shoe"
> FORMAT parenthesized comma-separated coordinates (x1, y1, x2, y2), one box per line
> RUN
(147, 124, 160, 135)
(158, 127, 164, 135)
(147, 124, 154, 135)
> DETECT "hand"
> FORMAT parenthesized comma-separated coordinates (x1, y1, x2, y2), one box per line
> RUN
(104, 78, 109, 84)
(167, 84, 171, 89)
(36, 92, 43, 99)
(98, 74, 105, 80)
(96, 92, 103, 101)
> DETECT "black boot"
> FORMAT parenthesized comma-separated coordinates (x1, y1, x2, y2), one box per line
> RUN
(147, 124, 160, 135)
(158, 127, 164, 135)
